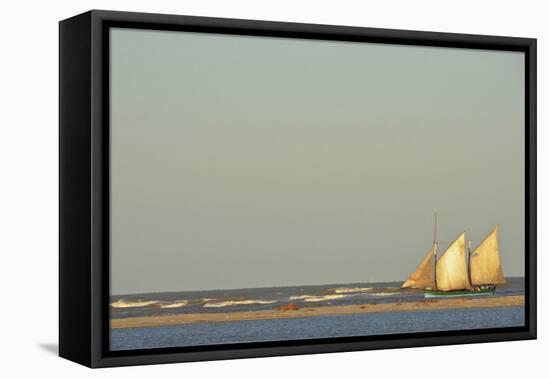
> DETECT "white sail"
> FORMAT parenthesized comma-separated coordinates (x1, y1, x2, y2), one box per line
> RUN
(402, 247, 435, 289)
(436, 232, 471, 291)
(470, 225, 505, 286)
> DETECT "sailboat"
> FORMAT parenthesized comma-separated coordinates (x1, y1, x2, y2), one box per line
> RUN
(402, 209, 505, 298)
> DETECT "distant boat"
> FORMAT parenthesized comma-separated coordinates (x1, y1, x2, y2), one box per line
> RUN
(402, 209, 505, 298)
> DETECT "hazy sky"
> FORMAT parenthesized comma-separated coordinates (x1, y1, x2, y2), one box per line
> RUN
(110, 28, 524, 295)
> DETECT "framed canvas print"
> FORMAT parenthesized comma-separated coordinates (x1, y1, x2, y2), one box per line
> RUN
(59, 10, 537, 368)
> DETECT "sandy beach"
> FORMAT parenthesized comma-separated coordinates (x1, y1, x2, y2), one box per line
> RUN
(111, 295, 524, 329)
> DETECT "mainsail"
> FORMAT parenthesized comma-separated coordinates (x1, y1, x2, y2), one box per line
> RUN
(436, 232, 472, 291)
(402, 247, 435, 289)
(470, 225, 505, 286)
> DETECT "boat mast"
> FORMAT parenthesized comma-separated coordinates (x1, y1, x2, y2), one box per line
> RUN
(433, 208, 438, 291)
(467, 239, 472, 286)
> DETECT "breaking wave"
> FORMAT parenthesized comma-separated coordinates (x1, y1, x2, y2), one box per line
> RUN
(203, 299, 276, 308)
(110, 299, 159, 308)
(159, 300, 189, 308)
(367, 292, 400, 297)
(332, 287, 373, 294)
(289, 294, 348, 302)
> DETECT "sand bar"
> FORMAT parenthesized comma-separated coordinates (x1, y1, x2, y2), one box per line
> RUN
(111, 295, 524, 329)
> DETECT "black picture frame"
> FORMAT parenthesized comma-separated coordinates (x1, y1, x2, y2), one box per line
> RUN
(59, 9, 537, 368)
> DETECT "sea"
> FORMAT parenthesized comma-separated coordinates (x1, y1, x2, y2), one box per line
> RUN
(110, 277, 525, 351)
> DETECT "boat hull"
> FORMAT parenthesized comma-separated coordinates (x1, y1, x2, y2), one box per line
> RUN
(424, 287, 495, 298)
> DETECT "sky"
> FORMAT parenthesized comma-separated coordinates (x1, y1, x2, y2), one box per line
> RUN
(109, 27, 525, 295)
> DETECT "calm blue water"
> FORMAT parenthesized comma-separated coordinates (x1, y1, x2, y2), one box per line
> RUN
(111, 306, 524, 351)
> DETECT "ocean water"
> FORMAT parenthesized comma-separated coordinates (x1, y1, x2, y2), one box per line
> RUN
(110, 277, 524, 351)
(110, 277, 524, 318)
